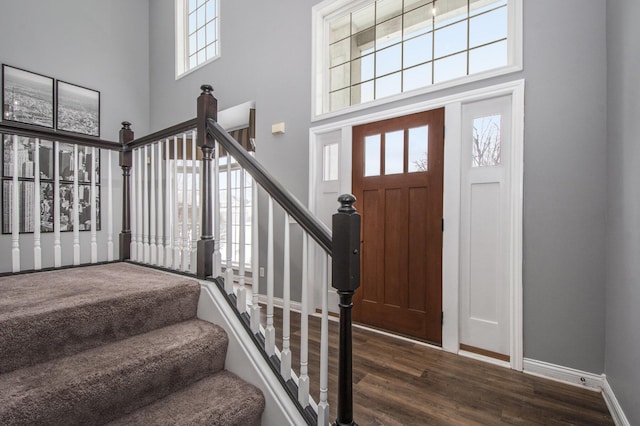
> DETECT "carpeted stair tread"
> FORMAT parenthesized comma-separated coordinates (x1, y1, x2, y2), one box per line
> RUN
(0, 263, 200, 373)
(107, 371, 265, 426)
(0, 319, 228, 426)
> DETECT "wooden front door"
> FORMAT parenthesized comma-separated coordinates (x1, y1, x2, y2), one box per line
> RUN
(352, 109, 444, 344)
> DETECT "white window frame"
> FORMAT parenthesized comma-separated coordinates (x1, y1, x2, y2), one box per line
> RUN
(311, 0, 523, 121)
(175, 0, 221, 79)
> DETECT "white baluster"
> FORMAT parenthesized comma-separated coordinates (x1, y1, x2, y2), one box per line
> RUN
(182, 133, 189, 271)
(53, 141, 61, 267)
(298, 234, 310, 406)
(11, 135, 20, 272)
(157, 141, 164, 267)
(107, 149, 114, 261)
(72, 145, 80, 265)
(173, 136, 181, 269)
(265, 197, 275, 356)
(237, 168, 247, 313)
(137, 147, 144, 261)
(90, 147, 97, 263)
(130, 149, 138, 261)
(213, 142, 221, 276)
(249, 177, 261, 334)
(318, 253, 330, 425)
(165, 139, 172, 268)
(191, 130, 198, 273)
(33, 138, 41, 270)
(150, 143, 157, 265)
(281, 212, 292, 380)
(225, 156, 233, 293)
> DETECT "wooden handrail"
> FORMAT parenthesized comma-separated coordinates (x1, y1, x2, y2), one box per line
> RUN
(124, 118, 198, 151)
(206, 118, 333, 254)
(0, 120, 120, 151)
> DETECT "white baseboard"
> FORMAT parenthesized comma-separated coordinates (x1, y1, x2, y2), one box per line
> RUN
(522, 358, 603, 391)
(602, 375, 631, 426)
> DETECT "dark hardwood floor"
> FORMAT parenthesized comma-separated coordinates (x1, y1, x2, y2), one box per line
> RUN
(261, 306, 613, 425)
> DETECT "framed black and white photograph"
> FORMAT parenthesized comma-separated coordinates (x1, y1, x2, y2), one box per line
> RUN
(56, 81, 100, 137)
(2, 65, 54, 128)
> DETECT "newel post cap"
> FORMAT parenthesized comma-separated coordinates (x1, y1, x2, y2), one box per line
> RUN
(338, 194, 357, 214)
(121, 121, 131, 130)
(200, 84, 214, 95)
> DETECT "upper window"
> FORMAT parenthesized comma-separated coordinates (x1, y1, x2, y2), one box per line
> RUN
(313, 0, 522, 118)
(176, 0, 220, 78)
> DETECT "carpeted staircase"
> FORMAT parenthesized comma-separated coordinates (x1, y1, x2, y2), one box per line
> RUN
(0, 263, 265, 425)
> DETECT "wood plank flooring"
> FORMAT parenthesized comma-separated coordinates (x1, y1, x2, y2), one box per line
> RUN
(261, 306, 613, 425)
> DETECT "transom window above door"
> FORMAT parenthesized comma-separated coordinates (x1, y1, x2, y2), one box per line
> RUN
(313, 0, 522, 118)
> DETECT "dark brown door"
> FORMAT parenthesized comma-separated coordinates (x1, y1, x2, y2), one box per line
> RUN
(352, 109, 444, 344)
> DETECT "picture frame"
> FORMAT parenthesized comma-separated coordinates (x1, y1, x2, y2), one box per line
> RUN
(2, 64, 54, 128)
(56, 80, 100, 137)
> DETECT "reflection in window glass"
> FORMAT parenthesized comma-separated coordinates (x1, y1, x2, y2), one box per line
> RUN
(433, 21, 467, 58)
(469, 7, 507, 48)
(384, 130, 404, 174)
(469, 40, 507, 74)
(408, 126, 429, 172)
(472, 114, 501, 167)
(364, 134, 381, 176)
(323, 143, 339, 181)
(376, 45, 402, 77)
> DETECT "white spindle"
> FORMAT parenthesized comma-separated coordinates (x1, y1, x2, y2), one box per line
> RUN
(107, 149, 114, 261)
(181, 133, 189, 271)
(33, 138, 41, 270)
(249, 175, 260, 334)
(137, 147, 144, 261)
(236, 168, 246, 313)
(157, 141, 164, 266)
(318, 253, 330, 425)
(213, 142, 221, 276)
(173, 136, 181, 269)
(150, 143, 157, 265)
(265, 197, 275, 356)
(281, 212, 292, 380)
(143, 145, 150, 263)
(90, 147, 97, 263)
(298, 234, 310, 406)
(191, 130, 198, 273)
(225, 157, 233, 293)
(164, 139, 172, 268)
(130, 149, 138, 261)
(72, 145, 80, 265)
(53, 141, 61, 267)
(11, 135, 19, 272)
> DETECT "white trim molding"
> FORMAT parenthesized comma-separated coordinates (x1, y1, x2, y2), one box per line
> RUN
(602, 376, 631, 426)
(523, 358, 603, 391)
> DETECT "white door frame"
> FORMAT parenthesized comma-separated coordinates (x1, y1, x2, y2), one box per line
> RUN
(308, 79, 525, 371)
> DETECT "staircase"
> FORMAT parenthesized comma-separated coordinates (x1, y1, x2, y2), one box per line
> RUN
(0, 262, 265, 425)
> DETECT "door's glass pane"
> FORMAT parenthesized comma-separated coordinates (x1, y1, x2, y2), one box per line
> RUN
(351, 80, 375, 105)
(469, 40, 507, 73)
(330, 62, 350, 91)
(323, 143, 339, 181)
(376, 0, 403, 23)
(434, 0, 467, 28)
(364, 134, 381, 176)
(433, 51, 466, 83)
(330, 88, 350, 111)
(404, 32, 432, 68)
(351, 27, 375, 59)
(470, 0, 506, 16)
(352, 3, 375, 34)
(376, 44, 402, 77)
(469, 7, 507, 48)
(404, 5, 433, 39)
(384, 130, 404, 174)
(472, 114, 501, 167)
(434, 20, 467, 58)
(376, 16, 402, 49)
(330, 38, 351, 67)
(403, 62, 432, 91)
(351, 54, 375, 84)
(330, 14, 351, 43)
(408, 126, 429, 172)
(375, 72, 402, 98)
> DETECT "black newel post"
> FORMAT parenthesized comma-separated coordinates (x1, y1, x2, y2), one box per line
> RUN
(119, 121, 134, 261)
(196, 84, 217, 279)
(332, 194, 361, 426)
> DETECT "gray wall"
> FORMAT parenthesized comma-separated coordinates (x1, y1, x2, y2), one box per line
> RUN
(605, 0, 640, 423)
(0, 0, 150, 272)
(148, 0, 608, 373)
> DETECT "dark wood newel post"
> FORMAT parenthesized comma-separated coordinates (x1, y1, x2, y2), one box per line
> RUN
(332, 194, 361, 426)
(196, 84, 217, 279)
(119, 121, 134, 261)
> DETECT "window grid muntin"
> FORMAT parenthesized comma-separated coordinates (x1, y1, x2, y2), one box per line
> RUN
(186, 0, 219, 72)
(327, 0, 508, 111)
